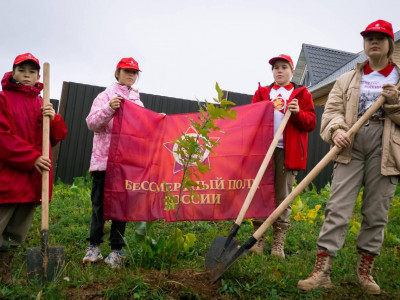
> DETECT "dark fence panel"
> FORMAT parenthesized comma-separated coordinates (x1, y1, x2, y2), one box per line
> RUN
(297, 105, 333, 190)
(56, 82, 105, 184)
(141, 93, 201, 114)
(56, 82, 332, 190)
(226, 91, 252, 106)
(50, 99, 59, 113)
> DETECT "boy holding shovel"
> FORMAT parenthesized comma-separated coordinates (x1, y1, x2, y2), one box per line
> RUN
(0, 53, 67, 253)
(251, 54, 316, 257)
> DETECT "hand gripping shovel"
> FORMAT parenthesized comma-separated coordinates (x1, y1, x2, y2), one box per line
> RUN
(26, 63, 65, 282)
(205, 109, 292, 271)
(209, 95, 386, 282)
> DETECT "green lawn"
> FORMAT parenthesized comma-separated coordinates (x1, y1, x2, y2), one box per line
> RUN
(1, 177, 399, 299)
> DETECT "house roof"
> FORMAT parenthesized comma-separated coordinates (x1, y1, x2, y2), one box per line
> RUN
(302, 30, 400, 98)
(308, 51, 367, 97)
(396, 29, 400, 41)
(292, 44, 358, 85)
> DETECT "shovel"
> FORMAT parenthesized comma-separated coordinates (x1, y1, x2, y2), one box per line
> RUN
(26, 63, 65, 282)
(209, 95, 386, 282)
(205, 109, 292, 270)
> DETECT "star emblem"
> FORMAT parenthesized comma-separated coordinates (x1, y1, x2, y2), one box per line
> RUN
(164, 127, 220, 174)
(272, 97, 285, 111)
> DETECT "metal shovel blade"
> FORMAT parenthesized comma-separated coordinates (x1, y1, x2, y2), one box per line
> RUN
(209, 236, 257, 282)
(205, 223, 241, 270)
(26, 245, 65, 282)
(205, 234, 241, 270)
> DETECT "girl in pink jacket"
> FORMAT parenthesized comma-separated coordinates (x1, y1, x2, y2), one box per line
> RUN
(83, 57, 144, 268)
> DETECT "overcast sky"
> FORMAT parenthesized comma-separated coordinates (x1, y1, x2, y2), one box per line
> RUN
(1, 0, 400, 103)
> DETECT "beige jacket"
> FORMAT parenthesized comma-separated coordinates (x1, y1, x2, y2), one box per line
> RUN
(320, 61, 400, 176)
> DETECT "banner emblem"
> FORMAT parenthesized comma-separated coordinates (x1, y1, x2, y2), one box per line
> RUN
(163, 126, 220, 174)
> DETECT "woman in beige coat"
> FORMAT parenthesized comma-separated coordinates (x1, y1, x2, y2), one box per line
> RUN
(297, 19, 400, 295)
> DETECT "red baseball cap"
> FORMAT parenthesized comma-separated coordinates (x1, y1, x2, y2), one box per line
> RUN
(13, 53, 40, 69)
(116, 57, 141, 71)
(269, 54, 294, 69)
(360, 19, 394, 40)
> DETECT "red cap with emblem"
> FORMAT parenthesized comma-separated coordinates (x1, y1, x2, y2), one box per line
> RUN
(13, 53, 40, 70)
(116, 57, 141, 71)
(360, 19, 394, 40)
(269, 54, 294, 69)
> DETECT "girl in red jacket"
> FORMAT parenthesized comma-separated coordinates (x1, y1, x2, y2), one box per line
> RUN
(250, 54, 316, 257)
(0, 53, 67, 252)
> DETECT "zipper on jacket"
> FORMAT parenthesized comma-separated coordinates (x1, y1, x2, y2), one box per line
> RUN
(300, 139, 304, 161)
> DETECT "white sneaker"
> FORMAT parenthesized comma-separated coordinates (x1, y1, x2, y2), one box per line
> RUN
(83, 245, 103, 263)
(105, 250, 123, 269)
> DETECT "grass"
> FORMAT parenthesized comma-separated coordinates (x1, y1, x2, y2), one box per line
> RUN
(0, 178, 399, 299)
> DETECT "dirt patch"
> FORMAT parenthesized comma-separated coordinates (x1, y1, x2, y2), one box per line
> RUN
(0, 252, 15, 284)
(142, 269, 225, 299)
(64, 280, 110, 300)
(64, 269, 227, 300)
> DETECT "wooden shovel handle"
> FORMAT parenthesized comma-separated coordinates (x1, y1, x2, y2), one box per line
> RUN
(235, 109, 292, 225)
(253, 95, 386, 240)
(41, 63, 50, 232)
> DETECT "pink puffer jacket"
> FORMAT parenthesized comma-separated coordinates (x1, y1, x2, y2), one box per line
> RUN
(86, 82, 144, 172)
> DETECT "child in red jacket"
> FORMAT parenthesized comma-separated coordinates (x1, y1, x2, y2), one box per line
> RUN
(0, 53, 67, 252)
(250, 54, 316, 257)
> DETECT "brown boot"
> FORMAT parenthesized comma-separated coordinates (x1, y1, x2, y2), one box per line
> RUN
(357, 253, 381, 295)
(271, 225, 287, 258)
(249, 222, 266, 254)
(249, 236, 266, 254)
(297, 252, 334, 291)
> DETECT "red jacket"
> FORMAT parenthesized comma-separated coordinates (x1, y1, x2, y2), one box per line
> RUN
(252, 82, 316, 170)
(0, 72, 67, 204)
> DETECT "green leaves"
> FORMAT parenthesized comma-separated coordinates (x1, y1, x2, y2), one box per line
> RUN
(164, 83, 236, 214)
(215, 82, 224, 101)
(183, 233, 196, 252)
(134, 222, 153, 242)
(132, 225, 196, 270)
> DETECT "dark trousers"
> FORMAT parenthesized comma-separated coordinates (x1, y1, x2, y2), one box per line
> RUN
(87, 171, 126, 250)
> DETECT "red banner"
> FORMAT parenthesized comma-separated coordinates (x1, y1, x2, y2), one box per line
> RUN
(104, 100, 275, 222)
